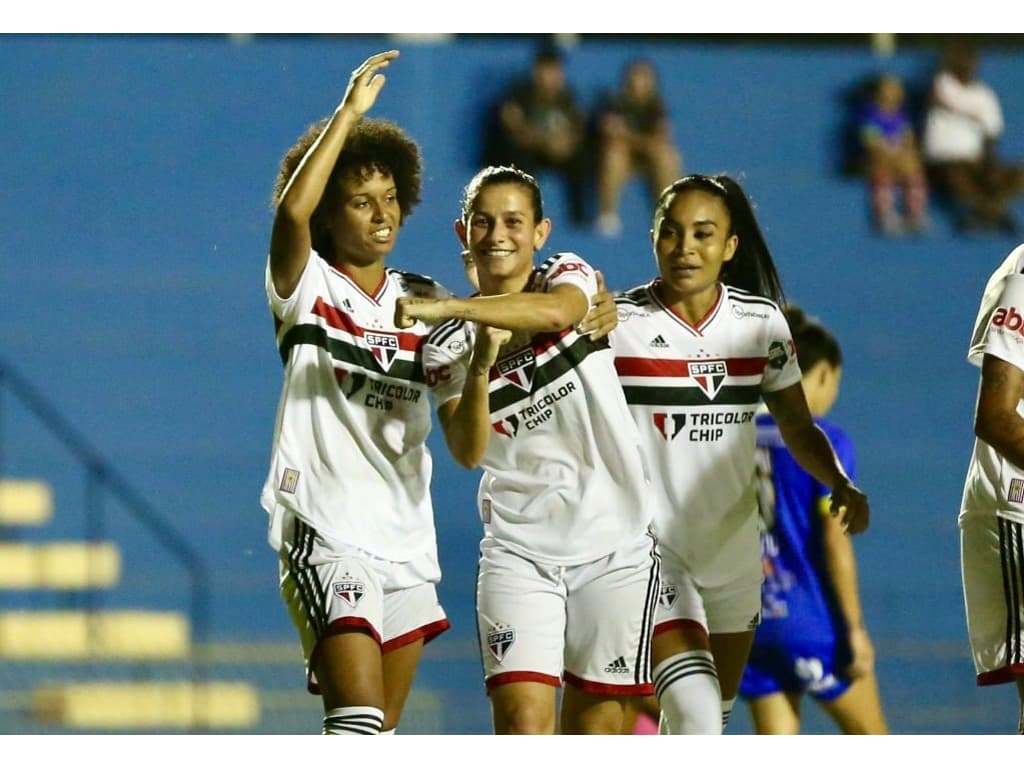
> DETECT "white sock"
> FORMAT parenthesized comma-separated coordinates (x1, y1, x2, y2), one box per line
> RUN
(721, 697, 736, 731)
(380, 728, 396, 736)
(653, 650, 721, 735)
(322, 706, 384, 735)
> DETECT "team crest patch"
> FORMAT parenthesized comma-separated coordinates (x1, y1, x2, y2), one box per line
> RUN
(1010, 478, 1024, 504)
(487, 626, 516, 661)
(689, 360, 727, 400)
(365, 332, 399, 371)
(659, 584, 678, 609)
(768, 341, 789, 370)
(332, 577, 365, 608)
(279, 468, 300, 494)
(496, 347, 535, 392)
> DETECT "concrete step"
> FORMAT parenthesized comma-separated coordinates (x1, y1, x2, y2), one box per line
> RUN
(33, 680, 259, 730)
(0, 479, 53, 526)
(0, 610, 189, 659)
(0, 542, 120, 590)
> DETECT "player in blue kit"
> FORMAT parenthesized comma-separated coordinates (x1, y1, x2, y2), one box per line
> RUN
(738, 305, 887, 734)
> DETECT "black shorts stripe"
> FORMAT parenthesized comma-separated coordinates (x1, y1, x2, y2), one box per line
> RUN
(632, 529, 661, 686)
(998, 516, 1024, 668)
(289, 518, 327, 636)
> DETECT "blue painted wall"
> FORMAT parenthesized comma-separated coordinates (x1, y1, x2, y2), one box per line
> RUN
(1, 33, 1023, 732)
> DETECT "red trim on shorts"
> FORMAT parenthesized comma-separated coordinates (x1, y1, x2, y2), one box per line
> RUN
(653, 618, 708, 638)
(563, 670, 654, 697)
(382, 618, 451, 654)
(306, 617, 381, 695)
(485, 670, 561, 692)
(977, 662, 1024, 686)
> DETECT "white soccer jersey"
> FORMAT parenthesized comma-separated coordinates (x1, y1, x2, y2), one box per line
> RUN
(424, 252, 652, 566)
(960, 244, 1024, 526)
(612, 281, 802, 585)
(260, 251, 451, 569)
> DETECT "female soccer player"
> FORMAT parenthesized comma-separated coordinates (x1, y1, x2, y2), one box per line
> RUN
(611, 173, 870, 734)
(739, 305, 887, 734)
(261, 50, 451, 735)
(396, 165, 659, 734)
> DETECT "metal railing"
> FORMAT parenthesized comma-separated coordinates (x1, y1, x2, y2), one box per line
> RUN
(0, 357, 209, 652)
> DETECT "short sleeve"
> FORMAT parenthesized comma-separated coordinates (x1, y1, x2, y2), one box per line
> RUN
(423, 320, 474, 407)
(983, 274, 1024, 374)
(761, 305, 803, 393)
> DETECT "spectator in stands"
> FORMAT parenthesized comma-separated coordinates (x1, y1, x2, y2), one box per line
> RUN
(859, 73, 930, 236)
(922, 40, 1024, 234)
(484, 42, 590, 227)
(594, 57, 683, 238)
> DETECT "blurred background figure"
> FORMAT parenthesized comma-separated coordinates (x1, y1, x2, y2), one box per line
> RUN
(922, 39, 1024, 235)
(593, 58, 682, 238)
(738, 306, 888, 735)
(483, 41, 590, 227)
(859, 73, 930, 237)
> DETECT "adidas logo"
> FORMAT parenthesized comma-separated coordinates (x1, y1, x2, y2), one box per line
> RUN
(649, 335, 669, 348)
(604, 656, 631, 674)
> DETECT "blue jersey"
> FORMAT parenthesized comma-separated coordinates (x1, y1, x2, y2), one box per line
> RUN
(751, 413, 855, 646)
(739, 413, 857, 700)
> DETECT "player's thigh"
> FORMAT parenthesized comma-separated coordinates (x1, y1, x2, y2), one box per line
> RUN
(560, 686, 631, 735)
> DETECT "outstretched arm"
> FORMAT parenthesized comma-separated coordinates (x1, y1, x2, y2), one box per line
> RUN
(396, 283, 589, 335)
(269, 49, 398, 298)
(763, 383, 870, 534)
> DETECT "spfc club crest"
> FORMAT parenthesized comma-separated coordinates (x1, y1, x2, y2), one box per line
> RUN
(496, 347, 534, 393)
(332, 578, 365, 608)
(365, 332, 399, 372)
(689, 360, 727, 400)
(487, 627, 516, 661)
(659, 584, 678, 610)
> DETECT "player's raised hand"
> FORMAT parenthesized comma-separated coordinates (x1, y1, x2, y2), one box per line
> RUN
(341, 50, 399, 117)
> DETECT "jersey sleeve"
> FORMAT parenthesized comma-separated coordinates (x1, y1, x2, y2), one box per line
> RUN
(265, 250, 321, 323)
(540, 252, 597, 312)
(982, 273, 1024, 373)
(761, 304, 803, 393)
(422, 319, 473, 407)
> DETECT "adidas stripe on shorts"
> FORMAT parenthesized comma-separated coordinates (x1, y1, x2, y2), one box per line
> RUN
(961, 512, 1024, 685)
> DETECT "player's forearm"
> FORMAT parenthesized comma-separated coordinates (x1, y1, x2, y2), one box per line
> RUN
(419, 293, 584, 335)
(822, 519, 866, 630)
(441, 370, 493, 469)
(276, 106, 359, 221)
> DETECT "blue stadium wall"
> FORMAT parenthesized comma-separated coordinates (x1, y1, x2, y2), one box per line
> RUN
(1, 33, 1023, 731)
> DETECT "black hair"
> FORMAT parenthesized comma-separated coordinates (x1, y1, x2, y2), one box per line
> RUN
(784, 305, 842, 371)
(272, 116, 423, 260)
(653, 174, 786, 306)
(460, 165, 544, 223)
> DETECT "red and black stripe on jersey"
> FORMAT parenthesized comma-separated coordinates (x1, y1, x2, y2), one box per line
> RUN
(487, 327, 610, 413)
(277, 296, 427, 384)
(615, 356, 766, 407)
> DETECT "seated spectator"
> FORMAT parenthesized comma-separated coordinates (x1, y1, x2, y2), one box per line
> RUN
(859, 73, 930, 236)
(483, 42, 589, 227)
(593, 57, 682, 238)
(922, 40, 1024, 234)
